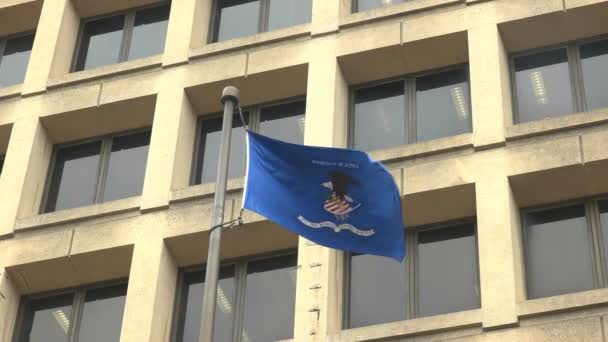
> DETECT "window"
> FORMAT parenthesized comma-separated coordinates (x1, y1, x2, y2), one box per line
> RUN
(353, 0, 412, 12)
(512, 37, 608, 123)
(172, 253, 297, 342)
(211, 0, 312, 42)
(0, 154, 5, 174)
(193, 99, 305, 184)
(43, 130, 151, 212)
(346, 221, 480, 328)
(14, 282, 127, 342)
(522, 198, 608, 299)
(0, 33, 34, 87)
(351, 67, 471, 152)
(73, 3, 170, 71)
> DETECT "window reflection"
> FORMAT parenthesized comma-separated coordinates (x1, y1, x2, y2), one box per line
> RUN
(580, 39, 608, 111)
(46, 141, 102, 212)
(128, 5, 170, 60)
(178, 267, 236, 342)
(525, 205, 595, 299)
(356, 0, 409, 12)
(417, 224, 479, 317)
(75, 15, 125, 71)
(216, 0, 260, 42)
(76, 285, 127, 342)
(348, 253, 407, 328)
(241, 255, 297, 341)
(268, 0, 311, 31)
(259, 101, 306, 144)
(514, 49, 574, 123)
(196, 113, 248, 184)
(353, 81, 406, 152)
(102, 131, 151, 202)
(20, 294, 74, 342)
(0, 34, 34, 87)
(415, 69, 471, 142)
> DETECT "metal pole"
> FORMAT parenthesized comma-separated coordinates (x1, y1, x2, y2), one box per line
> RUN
(199, 86, 240, 342)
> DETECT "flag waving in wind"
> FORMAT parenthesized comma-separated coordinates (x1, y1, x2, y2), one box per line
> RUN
(243, 131, 405, 261)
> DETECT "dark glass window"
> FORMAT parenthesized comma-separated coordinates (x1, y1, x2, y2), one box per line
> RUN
(355, 0, 409, 12)
(513, 49, 573, 123)
(0, 33, 34, 87)
(415, 69, 471, 142)
(212, 0, 312, 42)
(417, 224, 479, 317)
(102, 132, 151, 202)
(599, 201, 608, 277)
(44, 130, 151, 213)
(16, 283, 127, 342)
(348, 254, 406, 328)
(524, 205, 595, 299)
(0, 154, 5, 174)
(74, 4, 170, 71)
(128, 5, 170, 61)
(194, 99, 305, 184)
(173, 253, 297, 342)
(195, 114, 248, 184)
(580, 39, 608, 111)
(347, 221, 480, 328)
(352, 67, 471, 152)
(512, 38, 608, 123)
(46, 141, 102, 212)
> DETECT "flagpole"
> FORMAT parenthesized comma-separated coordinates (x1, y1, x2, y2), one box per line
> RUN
(199, 86, 239, 342)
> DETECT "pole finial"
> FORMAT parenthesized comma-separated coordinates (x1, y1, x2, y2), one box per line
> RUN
(221, 86, 240, 105)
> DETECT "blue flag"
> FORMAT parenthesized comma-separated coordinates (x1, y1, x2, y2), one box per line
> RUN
(242, 131, 405, 261)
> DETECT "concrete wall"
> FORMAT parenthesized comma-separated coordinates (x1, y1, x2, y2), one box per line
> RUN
(2, 0, 608, 341)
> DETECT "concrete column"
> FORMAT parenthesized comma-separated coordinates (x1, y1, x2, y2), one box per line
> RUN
(0, 268, 19, 342)
(294, 44, 348, 341)
(119, 237, 177, 342)
(475, 176, 522, 329)
(468, 23, 513, 149)
(162, 0, 213, 67)
(140, 80, 197, 211)
(310, 0, 350, 37)
(22, 0, 79, 95)
(0, 117, 51, 237)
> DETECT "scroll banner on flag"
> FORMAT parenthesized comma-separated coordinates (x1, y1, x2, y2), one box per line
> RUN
(242, 131, 405, 261)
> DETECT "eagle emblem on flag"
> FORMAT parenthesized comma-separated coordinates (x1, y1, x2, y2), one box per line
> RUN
(322, 171, 362, 219)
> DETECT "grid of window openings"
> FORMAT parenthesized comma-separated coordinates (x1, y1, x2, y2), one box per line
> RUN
(14, 282, 127, 342)
(0, 33, 34, 87)
(210, 0, 312, 42)
(512, 37, 608, 124)
(43, 130, 151, 213)
(72, 3, 170, 71)
(522, 198, 608, 299)
(346, 221, 480, 328)
(193, 99, 306, 184)
(353, 0, 413, 12)
(173, 253, 297, 342)
(351, 66, 471, 152)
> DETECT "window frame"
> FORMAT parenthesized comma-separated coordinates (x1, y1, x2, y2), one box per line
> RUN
(510, 34, 608, 124)
(0, 31, 36, 86)
(347, 64, 472, 150)
(40, 128, 152, 213)
(170, 249, 298, 342)
(70, 1, 171, 72)
(520, 196, 608, 299)
(12, 278, 128, 342)
(208, 0, 310, 43)
(191, 96, 306, 185)
(342, 218, 480, 329)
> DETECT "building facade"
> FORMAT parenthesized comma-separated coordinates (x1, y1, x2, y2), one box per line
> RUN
(1, 0, 608, 341)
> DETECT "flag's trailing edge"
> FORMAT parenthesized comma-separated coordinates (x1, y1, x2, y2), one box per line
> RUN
(242, 130, 405, 261)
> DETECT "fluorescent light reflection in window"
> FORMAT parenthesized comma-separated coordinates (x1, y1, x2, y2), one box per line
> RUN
(52, 309, 70, 334)
(297, 117, 305, 135)
(216, 286, 232, 313)
(529, 71, 548, 104)
(450, 86, 469, 120)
